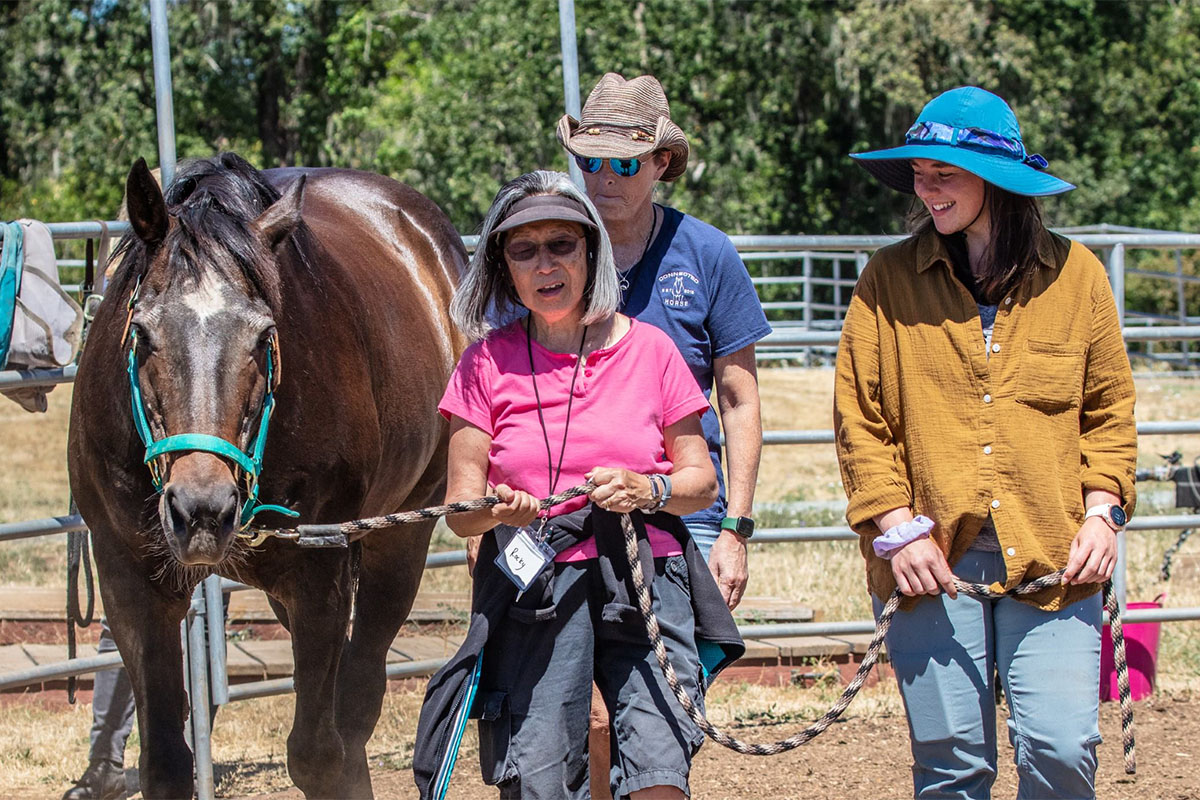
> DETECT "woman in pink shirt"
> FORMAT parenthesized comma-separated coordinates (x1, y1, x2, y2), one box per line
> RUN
(422, 170, 741, 799)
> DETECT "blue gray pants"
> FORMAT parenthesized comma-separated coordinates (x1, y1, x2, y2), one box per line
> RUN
(875, 550, 1103, 799)
(477, 556, 705, 799)
(91, 617, 135, 764)
(685, 521, 721, 563)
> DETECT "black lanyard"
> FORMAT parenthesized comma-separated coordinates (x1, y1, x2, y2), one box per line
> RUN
(526, 316, 587, 514)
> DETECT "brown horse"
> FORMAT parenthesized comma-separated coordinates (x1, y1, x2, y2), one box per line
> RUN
(67, 153, 465, 798)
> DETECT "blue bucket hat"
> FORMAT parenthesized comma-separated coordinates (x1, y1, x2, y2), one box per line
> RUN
(850, 86, 1074, 197)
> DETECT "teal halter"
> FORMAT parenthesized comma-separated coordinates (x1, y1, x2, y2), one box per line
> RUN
(125, 280, 298, 529)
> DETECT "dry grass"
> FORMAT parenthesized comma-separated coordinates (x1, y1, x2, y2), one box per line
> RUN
(0, 699, 97, 795)
(2, 370, 1200, 795)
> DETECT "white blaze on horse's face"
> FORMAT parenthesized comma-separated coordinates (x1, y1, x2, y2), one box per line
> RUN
(183, 270, 229, 324)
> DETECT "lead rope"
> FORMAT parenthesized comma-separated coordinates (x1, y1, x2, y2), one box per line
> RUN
(614, 511, 1136, 773)
(262, 483, 1135, 772)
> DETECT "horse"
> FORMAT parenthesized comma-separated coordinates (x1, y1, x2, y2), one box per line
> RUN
(67, 152, 466, 799)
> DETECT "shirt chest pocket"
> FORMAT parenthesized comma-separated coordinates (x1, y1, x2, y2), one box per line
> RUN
(1015, 339, 1086, 413)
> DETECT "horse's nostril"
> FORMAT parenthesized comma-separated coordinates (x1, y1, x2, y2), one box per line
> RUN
(217, 487, 239, 530)
(164, 484, 190, 539)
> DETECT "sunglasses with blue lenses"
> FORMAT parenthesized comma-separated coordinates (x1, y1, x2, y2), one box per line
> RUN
(574, 155, 643, 177)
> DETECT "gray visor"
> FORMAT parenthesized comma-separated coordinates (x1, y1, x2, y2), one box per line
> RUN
(492, 194, 598, 238)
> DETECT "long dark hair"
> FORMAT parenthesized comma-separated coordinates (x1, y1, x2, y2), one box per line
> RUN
(908, 184, 1047, 303)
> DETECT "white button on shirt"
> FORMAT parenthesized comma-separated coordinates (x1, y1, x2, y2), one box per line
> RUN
(1006, 547, 1016, 556)
(983, 446, 993, 455)
(991, 499, 1001, 509)
(992, 343, 1001, 353)
(983, 394, 992, 404)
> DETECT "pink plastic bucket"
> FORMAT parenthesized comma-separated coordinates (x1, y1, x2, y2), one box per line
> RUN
(1100, 599, 1162, 702)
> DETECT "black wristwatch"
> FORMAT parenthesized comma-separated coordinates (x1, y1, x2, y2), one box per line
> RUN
(720, 516, 755, 540)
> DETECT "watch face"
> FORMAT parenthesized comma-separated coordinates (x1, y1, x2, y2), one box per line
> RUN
(1110, 506, 1128, 527)
(722, 517, 755, 537)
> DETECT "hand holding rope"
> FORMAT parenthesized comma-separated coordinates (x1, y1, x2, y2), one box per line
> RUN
(247, 481, 1136, 772)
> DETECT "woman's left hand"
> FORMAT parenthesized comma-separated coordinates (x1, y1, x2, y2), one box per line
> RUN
(1063, 517, 1119, 584)
(587, 467, 652, 513)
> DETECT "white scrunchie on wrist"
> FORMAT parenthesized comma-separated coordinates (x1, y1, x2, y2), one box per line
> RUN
(873, 515, 936, 559)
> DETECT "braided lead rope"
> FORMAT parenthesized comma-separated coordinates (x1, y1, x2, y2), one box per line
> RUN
(246, 482, 597, 544)
(1106, 580, 1137, 774)
(322, 482, 594, 533)
(618, 513, 1136, 772)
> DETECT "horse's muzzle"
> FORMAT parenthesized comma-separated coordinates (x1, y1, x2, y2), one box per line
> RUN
(160, 480, 240, 565)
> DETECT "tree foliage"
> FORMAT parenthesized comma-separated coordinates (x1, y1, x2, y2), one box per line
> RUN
(1, 0, 1198, 237)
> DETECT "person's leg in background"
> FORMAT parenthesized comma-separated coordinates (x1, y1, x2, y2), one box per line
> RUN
(684, 521, 721, 563)
(63, 616, 133, 800)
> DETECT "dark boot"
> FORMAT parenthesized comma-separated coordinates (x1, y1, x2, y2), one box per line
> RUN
(62, 759, 126, 800)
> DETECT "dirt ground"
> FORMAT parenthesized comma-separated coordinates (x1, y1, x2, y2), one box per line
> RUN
(234, 696, 1199, 800)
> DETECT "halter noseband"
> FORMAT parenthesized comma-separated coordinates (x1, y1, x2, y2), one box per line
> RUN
(124, 275, 298, 530)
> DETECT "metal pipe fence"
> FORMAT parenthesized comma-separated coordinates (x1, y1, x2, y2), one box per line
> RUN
(5, 2, 1196, 790)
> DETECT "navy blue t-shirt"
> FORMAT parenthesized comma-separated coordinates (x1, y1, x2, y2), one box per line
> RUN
(621, 205, 772, 524)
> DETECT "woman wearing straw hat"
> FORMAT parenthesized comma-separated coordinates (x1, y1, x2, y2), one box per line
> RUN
(835, 86, 1137, 798)
(412, 170, 743, 800)
(557, 72, 772, 798)
(555, 72, 770, 606)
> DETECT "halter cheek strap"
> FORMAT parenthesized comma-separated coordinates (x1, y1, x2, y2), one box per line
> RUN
(126, 310, 298, 529)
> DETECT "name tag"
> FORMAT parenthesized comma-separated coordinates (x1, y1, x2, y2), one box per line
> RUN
(495, 526, 554, 592)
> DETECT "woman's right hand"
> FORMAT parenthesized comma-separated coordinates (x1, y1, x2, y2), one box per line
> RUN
(890, 537, 958, 599)
(491, 484, 540, 528)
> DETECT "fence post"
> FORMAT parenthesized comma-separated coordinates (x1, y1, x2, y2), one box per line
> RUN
(802, 253, 813, 365)
(188, 584, 216, 800)
(557, 0, 583, 188)
(833, 256, 843, 322)
(1177, 249, 1190, 368)
(1115, 530, 1128, 615)
(1107, 244, 1126, 327)
(204, 574, 229, 706)
(149, 0, 177, 189)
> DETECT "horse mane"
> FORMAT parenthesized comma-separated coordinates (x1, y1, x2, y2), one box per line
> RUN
(108, 152, 312, 310)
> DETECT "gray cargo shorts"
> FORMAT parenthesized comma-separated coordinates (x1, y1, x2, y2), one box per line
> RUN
(475, 554, 705, 799)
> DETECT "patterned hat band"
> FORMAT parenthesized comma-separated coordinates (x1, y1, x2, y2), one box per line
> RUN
(907, 121, 1049, 170)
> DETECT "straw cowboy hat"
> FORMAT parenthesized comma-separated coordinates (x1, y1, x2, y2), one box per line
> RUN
(851, 86, 1074, 197)
(557, 73, 690, 182)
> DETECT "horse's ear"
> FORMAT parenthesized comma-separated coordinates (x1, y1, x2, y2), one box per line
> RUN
(125, 157, 168, 245)
(254, 175, 306, 250)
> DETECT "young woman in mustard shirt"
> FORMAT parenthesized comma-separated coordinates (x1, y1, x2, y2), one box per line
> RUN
(836, 87, 1136, 799)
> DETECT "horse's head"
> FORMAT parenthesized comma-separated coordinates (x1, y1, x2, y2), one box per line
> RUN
(119, 155, 305, 565)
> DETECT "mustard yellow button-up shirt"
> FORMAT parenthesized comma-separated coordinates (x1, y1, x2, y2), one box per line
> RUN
(834, 230, 1137, 610)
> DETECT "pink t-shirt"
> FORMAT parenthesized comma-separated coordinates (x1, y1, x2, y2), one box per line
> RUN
(439, 317, 711, 561)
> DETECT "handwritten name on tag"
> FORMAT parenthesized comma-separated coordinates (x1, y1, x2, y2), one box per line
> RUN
(496, 527, 554, 591)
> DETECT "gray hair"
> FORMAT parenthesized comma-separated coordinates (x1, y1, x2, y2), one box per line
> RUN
(450, 170, 620, 341)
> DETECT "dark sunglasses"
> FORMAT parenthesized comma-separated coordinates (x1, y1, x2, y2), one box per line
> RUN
(574, 155, 643, 177)
(504, 236, 582, 262)
(905, 121, 1049, 169)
